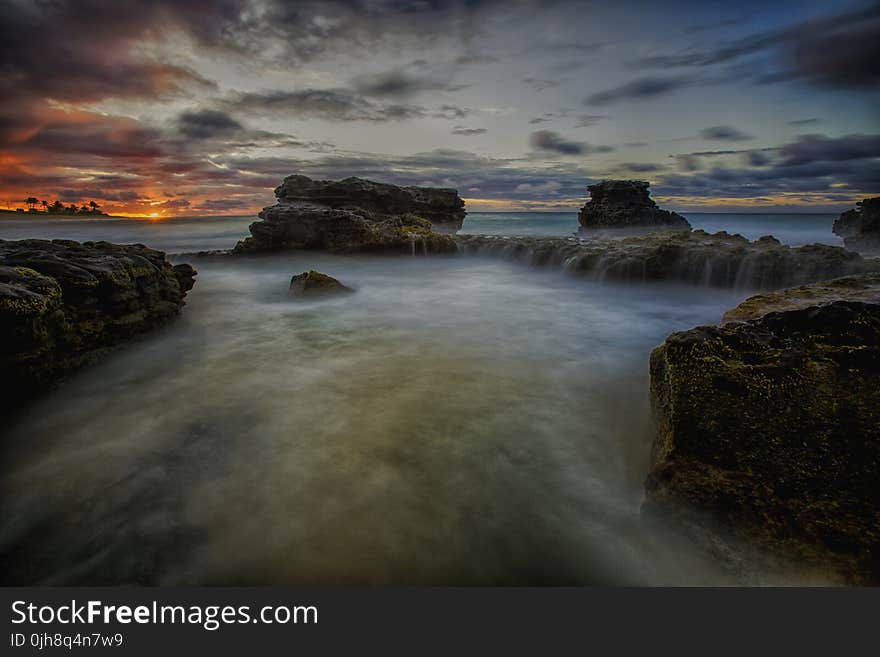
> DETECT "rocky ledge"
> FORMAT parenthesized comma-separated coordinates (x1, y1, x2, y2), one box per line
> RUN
(722, 272, 880, 321)
(0, 239, 196, 410)
(833, 197, 880, 254)
(455, 230, 880, 290)
(578, 180, 691, 231)
(233, 175, 463, 254)
(645, 273, 880, 584)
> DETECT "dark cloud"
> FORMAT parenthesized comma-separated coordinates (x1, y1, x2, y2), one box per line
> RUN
(353, 67, 461, 98)
(2, 109, 163, 158)
(452, 126, 488, 135)
(585, 76, 691, 106)
(195, 199, 251, 212)
(529, 131, 586, 155)
(615, 162, 664, 173)
(0, 0, 220, 105)
(57, 189, 139, 202)
(700, 125, 753, 141)
(777, 133, 880, 167)
(788, 118, 823, 126)
(152, 198, 191, 210)
(171, 109, 323, 150)
(176, 110, 245, 140)
(634, 4, 880, 90)
(220, 89, 468, 122)
(744, 151, 770, 167)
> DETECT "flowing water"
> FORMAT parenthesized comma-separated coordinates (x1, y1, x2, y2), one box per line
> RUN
(0, 212, 841, 585)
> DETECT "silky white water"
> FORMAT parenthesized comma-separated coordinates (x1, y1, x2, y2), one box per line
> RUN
(0, 214, 840, 584)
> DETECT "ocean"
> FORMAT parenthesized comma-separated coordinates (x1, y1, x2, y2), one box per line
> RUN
(0, 211, 842, 253)
(0, 212, 841, 585)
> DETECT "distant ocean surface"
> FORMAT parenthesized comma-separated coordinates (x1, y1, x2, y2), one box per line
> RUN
(0, 211, 842, 254)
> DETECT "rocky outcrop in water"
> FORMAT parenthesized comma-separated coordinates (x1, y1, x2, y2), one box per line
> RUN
(833, 197, 880, 254)
(234, 175, 463, 254)
(578, 180, 691, 230)
(0, 239, 196, 410)
(455, 230, 880, 290)
(289, 270, 354, 298)
(645, 275, 880, 584)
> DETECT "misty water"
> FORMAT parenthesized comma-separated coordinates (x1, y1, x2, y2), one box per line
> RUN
(0, 212, 842, 585)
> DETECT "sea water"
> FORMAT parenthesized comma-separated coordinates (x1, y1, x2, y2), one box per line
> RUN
(0, 213, 841, 584)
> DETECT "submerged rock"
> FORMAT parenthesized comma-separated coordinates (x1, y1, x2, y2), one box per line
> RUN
(645, 277, 880, 584)
(234, 175, 462, 254)
(0, 239, 197, 410)
(833, 197, 880, 254)
(578, 180, 691, 231)
(289, 270, 354, 298)
(455, 230, 880, 290)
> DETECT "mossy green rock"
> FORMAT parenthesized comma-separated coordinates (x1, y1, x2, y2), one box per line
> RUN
(645, 291, 880, 583)
(289, 270, 354, 297)
(0, 239, 197, 410)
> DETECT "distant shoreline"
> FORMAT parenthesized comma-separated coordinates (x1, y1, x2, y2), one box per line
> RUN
(0, 209, 117, 219)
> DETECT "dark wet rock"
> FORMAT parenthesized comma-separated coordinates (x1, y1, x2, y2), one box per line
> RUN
(833, 197, 880, 254)
(289, 270, 354, 298)
(645, 283, 880, 584)
(234, 175, 463, 254)
(578, 180, 691, 231)
(723, 272, 880, 321)
(0, 239, 197, 410)
(274, 175, 465, 229)
(454, 230, 880, 290)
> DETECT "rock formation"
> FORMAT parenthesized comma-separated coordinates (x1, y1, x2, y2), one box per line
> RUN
(0, 239, 197, 410)
(274, 175, 465, 229)
(455, 230, 880, 290)
(833, 197, 880, 253)
(645, 274, 880, 584)
(289, 270, 354, 298)
(722, 272, 880, 321)
(234, 175, 463, 254)
(578, 180, 691, 230)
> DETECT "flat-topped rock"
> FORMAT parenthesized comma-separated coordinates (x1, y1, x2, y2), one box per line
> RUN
(723, 272, 880, 321)
(833, 197, 880, 254)
(275, 175, 465, 229)
(0, 239, 196, 410)
(234, 175, 462, 254)
(578, 180, 691, 230)
(646, 283, 880, 584)
(455, 230, 880, 290)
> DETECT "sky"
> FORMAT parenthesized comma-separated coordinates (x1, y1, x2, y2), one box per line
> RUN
(0, 0, 878, 217)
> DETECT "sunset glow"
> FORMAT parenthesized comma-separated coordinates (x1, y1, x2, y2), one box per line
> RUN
(0, 0, 877, 217)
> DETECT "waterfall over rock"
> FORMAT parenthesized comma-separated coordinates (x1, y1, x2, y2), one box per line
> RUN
(454, 230, 880, 290)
